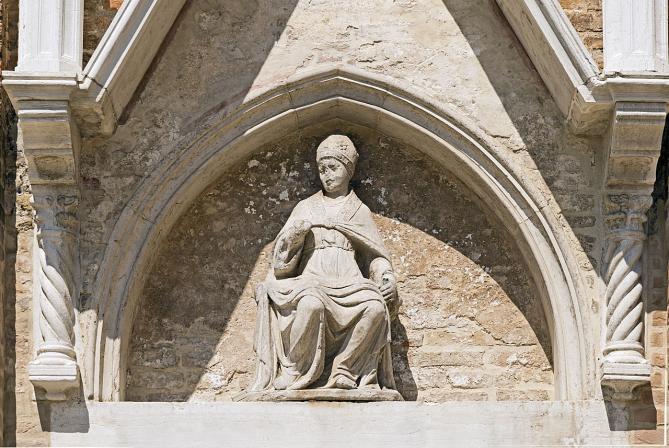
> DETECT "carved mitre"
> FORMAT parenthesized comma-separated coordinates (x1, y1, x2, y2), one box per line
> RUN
(316, 135, 359, 174)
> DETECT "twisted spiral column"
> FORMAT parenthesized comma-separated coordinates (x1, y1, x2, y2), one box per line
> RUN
(34, 232, 76, 361)
(600, 194, 652, 401)
(28, 191, 80, 400)
(603, 235, 646, 364)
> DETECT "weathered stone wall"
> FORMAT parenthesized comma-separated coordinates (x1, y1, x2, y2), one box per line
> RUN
(559, 0, 603, 68)
(630, 203, 668, 445)
(0, 72, 5, 448)
(0, 1, 18, 445)
(0, 4, 6, 445)
(1, 1, 41, 442)
(74, 0, 601, 407)
(126, 126, 554, 402)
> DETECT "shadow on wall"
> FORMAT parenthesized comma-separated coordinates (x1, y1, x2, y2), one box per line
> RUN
(446, 0, 663, 431)
(36, 387, 90, 434)
(125, 123, 554, 403)
(443, 0, 603, 269)
(2, 87, 18, 446)
(117, 0, 301, 129)
(603, 383, 658, 432)
(80, 0, 303, 311)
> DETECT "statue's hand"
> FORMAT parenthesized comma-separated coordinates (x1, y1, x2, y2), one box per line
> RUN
(292, 219, 312, 234)
(379, 271, 397, 301)
(379, 271, 400, 320)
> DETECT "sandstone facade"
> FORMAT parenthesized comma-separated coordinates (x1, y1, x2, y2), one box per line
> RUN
(0, 0, 667, 446)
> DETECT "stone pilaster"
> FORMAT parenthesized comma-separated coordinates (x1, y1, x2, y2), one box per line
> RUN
(3, 74, 81, 400)
(16, 0, 83, 73)
(601, 101, 666, 401)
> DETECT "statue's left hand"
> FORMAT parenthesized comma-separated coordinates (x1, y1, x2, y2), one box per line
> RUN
(379, 271, 397, 301)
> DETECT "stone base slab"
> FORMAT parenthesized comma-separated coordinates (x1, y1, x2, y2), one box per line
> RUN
(236, 388, 403, 402)
(49, 401, 631, 447)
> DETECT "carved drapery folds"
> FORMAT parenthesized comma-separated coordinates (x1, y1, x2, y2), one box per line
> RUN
(3, 74, 81, 400)
(601, 102, 666, 400)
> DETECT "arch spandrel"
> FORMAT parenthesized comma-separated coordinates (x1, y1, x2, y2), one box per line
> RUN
(90, 67, 592, 402)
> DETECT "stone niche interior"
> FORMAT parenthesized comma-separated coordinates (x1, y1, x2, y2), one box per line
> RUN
(126, 123, 554, 402)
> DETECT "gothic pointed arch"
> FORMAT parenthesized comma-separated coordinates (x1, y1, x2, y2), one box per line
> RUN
(89, 66, 593, 401)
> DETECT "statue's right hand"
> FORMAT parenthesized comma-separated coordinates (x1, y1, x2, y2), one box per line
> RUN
(293, 219, 312, 233)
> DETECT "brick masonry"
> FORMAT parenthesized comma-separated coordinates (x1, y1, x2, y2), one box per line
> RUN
(559, 0, 603, 68)
(630, 201, 668, 445)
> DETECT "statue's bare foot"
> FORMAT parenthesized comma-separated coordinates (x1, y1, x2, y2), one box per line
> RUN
(273, 372, 298, 390)
(326, 375, 357, 390)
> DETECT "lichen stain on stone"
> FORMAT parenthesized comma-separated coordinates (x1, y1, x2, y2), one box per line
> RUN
(126, 125, 553, 402)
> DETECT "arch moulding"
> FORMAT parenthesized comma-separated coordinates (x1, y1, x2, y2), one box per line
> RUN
(89, 66, 593, 402)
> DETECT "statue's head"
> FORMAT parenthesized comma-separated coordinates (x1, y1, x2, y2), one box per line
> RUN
(316, 135, 358, 194)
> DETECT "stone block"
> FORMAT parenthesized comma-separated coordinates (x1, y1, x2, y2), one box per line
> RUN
(649, 350, 665, 368)
(417, 389, 489, 402)
(496, 389, 552, 401)
(486, 346, 552, 369)
(632, 429, 665, 446)
(409, 347, 485, 368)
(447, 371, 493, 389)
(131, 342, 177, 369)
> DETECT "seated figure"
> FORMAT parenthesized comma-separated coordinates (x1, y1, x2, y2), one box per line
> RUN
(251, 135, 400, 394)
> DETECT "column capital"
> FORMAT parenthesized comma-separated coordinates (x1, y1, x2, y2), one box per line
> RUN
(605, 101, 666, 191)
(2, 73, 80, 186)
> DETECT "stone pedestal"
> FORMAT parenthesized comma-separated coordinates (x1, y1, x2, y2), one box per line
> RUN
(236, 389, 403, 402)
(601, 362, 652, 401)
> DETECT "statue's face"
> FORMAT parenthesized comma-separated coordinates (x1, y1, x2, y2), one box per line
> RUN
(318, 157, 350, 193)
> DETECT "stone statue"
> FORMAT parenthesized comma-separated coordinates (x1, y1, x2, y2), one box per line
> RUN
(246, 135, 402, 401)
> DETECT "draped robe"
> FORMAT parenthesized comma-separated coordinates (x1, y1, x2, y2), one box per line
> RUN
(251, 190, 397, 391)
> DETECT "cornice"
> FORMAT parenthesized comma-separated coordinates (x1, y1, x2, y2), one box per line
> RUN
(499, 0, 669, 135)
(4, 0, 668, 139)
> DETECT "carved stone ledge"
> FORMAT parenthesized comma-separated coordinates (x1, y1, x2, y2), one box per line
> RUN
(237, 389, 404, 402)
(2, 73, 80, 185)
(29, 348, 79, 401)
(601, 362, 652, 402)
